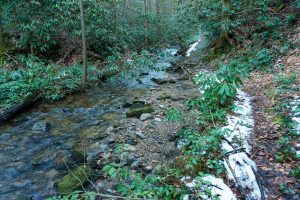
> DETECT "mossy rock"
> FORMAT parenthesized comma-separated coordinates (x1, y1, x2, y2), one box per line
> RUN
(157, 95, 172, 100)
(102, 112, 119, 121)
(71, 149, 85, 164)
(80, 127, 100, 139)
(57, 166, 93, 194)
(126, 105, 154, 118)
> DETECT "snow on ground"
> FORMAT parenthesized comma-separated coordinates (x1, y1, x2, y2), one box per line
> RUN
(181, 175, 237, 200)
(291, 96, 300, 155)
(222, 90, 262, 200)
(180, 89, 263, 200)
(186, 37, 202, 57)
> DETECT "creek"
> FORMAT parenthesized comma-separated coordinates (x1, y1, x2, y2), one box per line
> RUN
(0, 48, 179, 199)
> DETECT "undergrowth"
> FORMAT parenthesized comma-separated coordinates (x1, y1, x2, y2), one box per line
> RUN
(0, 50, 156, 109)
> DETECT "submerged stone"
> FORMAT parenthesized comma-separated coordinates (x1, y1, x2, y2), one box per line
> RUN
(71, 149, 86, 164)
(32, 121, 51, 131)
(102, 112, 119, 121)
(56, 166, 93, 194)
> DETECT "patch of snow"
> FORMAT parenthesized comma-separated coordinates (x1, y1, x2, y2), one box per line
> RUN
(291, 96, 300, 155)
(164, 48, 178, 56)
(186, 37, 202, 57)
(222, 89, 263, 200)
(181, 176, 236, 200)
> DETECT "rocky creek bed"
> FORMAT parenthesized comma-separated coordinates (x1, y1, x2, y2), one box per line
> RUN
(0, 38, 272, 200)
(0, 48, 203, 199)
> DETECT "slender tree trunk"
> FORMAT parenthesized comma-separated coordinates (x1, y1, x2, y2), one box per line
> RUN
(0, 17, 4, 66)
(156, 0, 161, 43)
(144, 0, 148, 46)
(213, 0, 231, 52)
(80, 0, 87, 89)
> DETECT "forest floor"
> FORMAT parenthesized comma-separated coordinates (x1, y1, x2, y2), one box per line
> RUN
(244, 27, 300, 199)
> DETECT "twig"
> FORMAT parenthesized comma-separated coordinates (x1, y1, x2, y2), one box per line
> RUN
(76, 164, 99, 193)
(224, 148, 246, 156)
(224, 158, 247, 199)
(251, 166, 266, 200)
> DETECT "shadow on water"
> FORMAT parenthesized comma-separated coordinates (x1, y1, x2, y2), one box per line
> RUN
(0, 48, 179, 199)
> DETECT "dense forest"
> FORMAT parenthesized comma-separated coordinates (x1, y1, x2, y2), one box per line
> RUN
(0, 0, 299, 199)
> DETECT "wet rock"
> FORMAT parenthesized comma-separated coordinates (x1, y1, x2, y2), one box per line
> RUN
(0, 133, 11, 141)
(61, 143, 73, 150)
(178, 75, 189, 81)
(135, 131, 146, 139)
(71, 149, 86, 164)
(159, 105, 165, 109)
(126, 106, 154, 118)
(46, 169, 59, 178)
(87, 120, 100, 126)
(13, 179, 32, 188)
(131, 160, 141, 169)
(102, 112, 119, 121)
(127, 145, 136, 152)
(6, 161, 32, 174)
(144, 165, 153, 172)
(80, 126, 106, 140)
(106, 126, 114, 135)
(55, 151, 74, 170)
(140, 72, 149, 76)
(151, 78, 176, 85)
(171, 97, 184, 101)
(56, 166, 93, 193)
(125, 139, 137, 145)
(32, 122, 51, 131)
(154, 118, 162, 122)
(96, 180, 116, 194)
(157, 95, 172, 100)
(140, 113, 153, 121)
(32, 151, 56, 166)
(86, 151, 101, 168)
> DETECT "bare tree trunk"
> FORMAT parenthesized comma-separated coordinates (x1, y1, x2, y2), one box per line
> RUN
(156, 0, 161, 43)
(0, 17, 4, 66)
(213, 0, 231, 52)
(80, 0, 87, 89)
(144, 0, 148, 45)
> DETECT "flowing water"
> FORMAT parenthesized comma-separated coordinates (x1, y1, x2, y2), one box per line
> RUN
(0, 48, 179, 199)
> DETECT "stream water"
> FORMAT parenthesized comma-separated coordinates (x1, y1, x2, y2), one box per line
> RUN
(0, 48, 179, 199)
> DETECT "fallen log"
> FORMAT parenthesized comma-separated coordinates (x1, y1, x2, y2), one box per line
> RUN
(0, 94, 40, 124)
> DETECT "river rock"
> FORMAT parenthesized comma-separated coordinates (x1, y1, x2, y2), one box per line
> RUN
(135, 131, 146, 139)
(126, 145, 136, 152)
(0, 133, 11, 141)
(140, 113, 152, 121)
(13, 179, 32, 188)
(32, 122, 51, 131)
(32, 151, 56, 166)
(151, 78, 176, 85)
(105, 126, 114, 134)
(154, 117, 162, 122)
(126, 105, 154, 118)
(96, 180, 116, 194)
(46, 169, 59, 178)
(125, 139, 137, 145)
